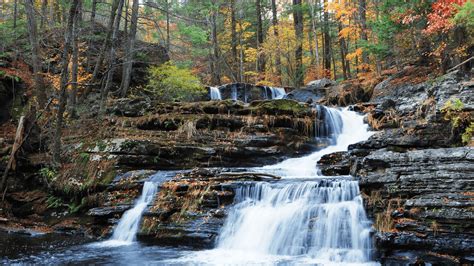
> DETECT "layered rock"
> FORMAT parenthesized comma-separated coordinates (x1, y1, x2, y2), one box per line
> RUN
(205, 83, 288, 102)
(70, 99, 317, 172)
(317, 68, 474, 262)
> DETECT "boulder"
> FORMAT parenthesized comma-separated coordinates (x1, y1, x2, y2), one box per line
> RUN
(284, 78, 335, 103)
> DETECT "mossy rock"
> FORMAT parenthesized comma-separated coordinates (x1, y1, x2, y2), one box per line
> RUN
(250, 99, 310, 116)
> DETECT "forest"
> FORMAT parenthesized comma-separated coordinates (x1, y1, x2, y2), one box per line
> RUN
(0, 0, 473, 265)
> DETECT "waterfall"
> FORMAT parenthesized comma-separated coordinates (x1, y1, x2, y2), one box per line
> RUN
(172, 107, 376, 265)
(210, 87, 222, 100)
(217, 180, 373, 263)
(110, 182, 156, 243)
(315, 105, 343, 143)
(267, 87, 286, 99)
(93, 172, 175, 247)
(261, 107, 372, 177)
(231, 84, 238, 101)
(264, 86, 287, 100)
(208, 85, 286, 102)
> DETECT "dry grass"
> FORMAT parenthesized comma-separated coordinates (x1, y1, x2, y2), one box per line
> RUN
(374, 198, 401, 232)
(178, 120, 197, 139)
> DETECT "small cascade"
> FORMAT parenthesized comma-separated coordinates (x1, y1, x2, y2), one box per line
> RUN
(231, 84, 238, 101)
(208, 84, 286, 102)
(217, 180, 373, 263)
(315, 105, 343, 143)
(263, 107, 372, 177)
(209, 87, 222, 100)
(108, 181, 157, 244)
(266, 86, 286, 99)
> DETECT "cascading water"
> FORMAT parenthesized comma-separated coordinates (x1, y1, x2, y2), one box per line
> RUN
(263, 106, 373, 177)
(265, 86, 287, 100)
(172, 106, 377, 265)
(231, 84, 238, 101)
(208, 85, 286, 102)
(217, 180, 373, 264)
(94, 182, 157, 247)
(94, 172, 174, 247)
(209, 87, 222, 100)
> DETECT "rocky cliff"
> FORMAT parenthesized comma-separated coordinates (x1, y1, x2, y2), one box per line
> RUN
(318, 68, 473, 264)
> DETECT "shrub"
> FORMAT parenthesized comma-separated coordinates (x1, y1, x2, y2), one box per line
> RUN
(146, 62, 205, 102)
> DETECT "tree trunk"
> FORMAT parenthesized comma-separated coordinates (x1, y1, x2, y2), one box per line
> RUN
(40, 0, 48, 28)
(338, 23, 348, 80)
(359, 0, 369, 69)
(210, 4, 221, 85)
(119, 0, 139, 97)
(99, 0, 125, 116)
(0, 116, 25, 194)
(13, 0, 18, 28)
(68, 1, 80, 117)
(24, 0, 47, 107)
(256, 0, 265, 74)
(230, 0, 238, 78)
(293, 0, 304, 87)
(271, 0, 282, 83)
(310, 0, 320, 68)
(53, 0, 79, 165)
(123, 0, 129, 37)
(92, 0, 120, 82)
(91, 0, 97, 23)
(323, 0, 331, 78)
(166, 0, 170, 52)
(53, 1, 61, 24)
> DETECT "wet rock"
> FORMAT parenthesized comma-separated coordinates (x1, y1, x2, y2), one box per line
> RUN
(318, 151, 351, 176)
(356, 147, 474, 256)
(284, 79, 334, 103)
(87, 205, 132, 217)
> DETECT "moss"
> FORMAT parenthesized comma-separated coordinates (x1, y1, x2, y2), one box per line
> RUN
(99, 168, 117, 186)
(250, 99, 309, 116)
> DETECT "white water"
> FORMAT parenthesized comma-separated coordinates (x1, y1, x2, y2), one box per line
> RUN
(94, 181, 157, 247)
(209, 85, 287, 101)
(262, 107, 373, 178)
(210, 87, 222, 100)
(266, 86, 287, 99)
(170, 107, 377, 265)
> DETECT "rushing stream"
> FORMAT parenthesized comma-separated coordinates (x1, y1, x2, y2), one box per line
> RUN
(3, 107, 378, 265)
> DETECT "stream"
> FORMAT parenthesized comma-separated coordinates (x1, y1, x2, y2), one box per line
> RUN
(3, 107, 379, 265)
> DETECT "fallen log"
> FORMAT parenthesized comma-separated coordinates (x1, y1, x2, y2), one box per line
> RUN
(0, 116, 25, 197)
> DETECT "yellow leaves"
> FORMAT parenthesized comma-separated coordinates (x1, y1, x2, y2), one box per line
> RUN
(327, 0, 357, 20)
(346, 48, 364, 61)
(338, 27, 353, 39)
(244, 48, 257, 63)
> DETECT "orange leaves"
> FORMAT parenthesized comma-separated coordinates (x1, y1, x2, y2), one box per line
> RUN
(423, 0, 468, 35)
(338, 27, 353, 39)
(346, 48, 363, 62)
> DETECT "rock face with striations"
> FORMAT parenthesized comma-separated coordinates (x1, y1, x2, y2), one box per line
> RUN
(317, 68, 474, 263)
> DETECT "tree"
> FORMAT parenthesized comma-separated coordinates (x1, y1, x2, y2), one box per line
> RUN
(91, 0, 120, 82)
(119, 0, 140, 97)
(256, 0, 265, 73)
(24, 0, 47, 107)
(99, 0, 125, 115)
(53, 0, 80, 164)
(358, 0, 369, 69)
(322, 0, 331, 77)
(271, 0, 282, 82)
(293, 0, 304, 87)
